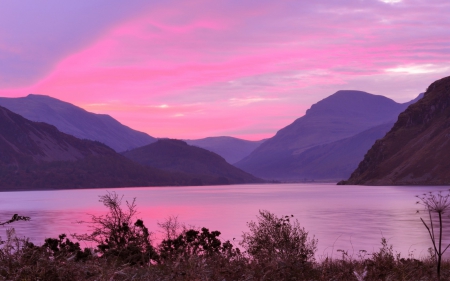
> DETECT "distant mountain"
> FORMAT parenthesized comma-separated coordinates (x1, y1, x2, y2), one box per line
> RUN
(236, 90, 421, 180)
(0, 105, 192, 190)
(341, 76, 450, 185)
(277, 122, 395, 181)
(0, 94, 156, 152)
(185, 136, 265, 164)
(122, 139, 264, 185)
(0, 105, 115, 166)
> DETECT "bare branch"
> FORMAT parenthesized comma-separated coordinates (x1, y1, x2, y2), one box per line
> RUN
(420, 217, 438, 254)
(0, 214, 30, 226)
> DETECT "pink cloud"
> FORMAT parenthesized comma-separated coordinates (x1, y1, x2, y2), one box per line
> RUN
(1, 1, 450, 139)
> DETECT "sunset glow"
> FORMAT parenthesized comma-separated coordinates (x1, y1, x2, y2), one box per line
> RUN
(1, 0, 449, 140)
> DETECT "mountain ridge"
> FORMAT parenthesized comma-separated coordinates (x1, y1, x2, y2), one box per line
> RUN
(185, 136, 265, 164)
(341, 76, 450, 185)
(236, 90, 422, 180)
(0, 94, 156, 152)
(0, 105, 200, 190)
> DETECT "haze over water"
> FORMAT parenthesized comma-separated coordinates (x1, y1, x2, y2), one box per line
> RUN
(1, 183, 449, 259)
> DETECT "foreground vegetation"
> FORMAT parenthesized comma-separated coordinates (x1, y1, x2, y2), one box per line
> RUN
(0, 192, 449, 281)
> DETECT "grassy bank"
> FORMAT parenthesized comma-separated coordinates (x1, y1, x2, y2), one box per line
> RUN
(0, 192, 447, 281)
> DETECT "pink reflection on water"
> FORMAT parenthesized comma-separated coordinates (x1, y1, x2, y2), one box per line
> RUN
(1, 184, 449, 259)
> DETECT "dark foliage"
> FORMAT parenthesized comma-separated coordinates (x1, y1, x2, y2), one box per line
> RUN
(43, 234, 92, 262)
(241, 210, 318, 280)
(0, 214, 30, 226)
(73, 192, 158, 266)
(159, 227, 235, 262)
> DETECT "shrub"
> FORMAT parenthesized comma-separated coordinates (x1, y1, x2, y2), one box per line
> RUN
(43, 233, 92, 262)
(241, 210, 318, 280)
(158, 226, 240, 262)
(73, 191, 157, 265)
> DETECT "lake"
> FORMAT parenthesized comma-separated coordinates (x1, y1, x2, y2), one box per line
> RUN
(1, 183, 449, 260)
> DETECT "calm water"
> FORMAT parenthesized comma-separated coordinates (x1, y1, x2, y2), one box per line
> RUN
(1, 183, 449, 259)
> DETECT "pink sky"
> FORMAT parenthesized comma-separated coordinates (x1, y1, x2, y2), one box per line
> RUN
(1, 0, 450, 140)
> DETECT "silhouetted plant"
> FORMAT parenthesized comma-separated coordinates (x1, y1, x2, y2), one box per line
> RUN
(158, 227, 237, 262)
(0, 214, 30, 226)
(241, 210, 317, 280)
(365, 237, 395, 281)
(158, 215, 183, 241)
(417, 190, 450, 280)
(0, 214, 30, 248)
(154, 216, 245, 280)
(73, 191, 157, 265)
(43, 233, 92, 262)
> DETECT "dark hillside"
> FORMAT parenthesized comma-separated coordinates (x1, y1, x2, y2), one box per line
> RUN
(342, 76, 450, 185)
(0, 155, 191, 190)
(0, 94, 156, 152)
(122, 139, 263, 185)
(0, 105, 115, 166)
(0, 106, 191, 190)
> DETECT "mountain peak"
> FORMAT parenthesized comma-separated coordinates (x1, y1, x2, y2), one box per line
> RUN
(236, 89, 416, 180)
(333, 89, 373, 96)
(306, 90, 399, 117)
(26, 93, 52, 98)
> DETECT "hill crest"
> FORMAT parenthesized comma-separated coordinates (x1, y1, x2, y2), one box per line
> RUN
(0, 94, 156, 152)
(122, 139, 263, 185)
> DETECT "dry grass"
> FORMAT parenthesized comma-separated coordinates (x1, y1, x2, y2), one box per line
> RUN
(0, 234, 447, 281)
(1, 227, 448, 280)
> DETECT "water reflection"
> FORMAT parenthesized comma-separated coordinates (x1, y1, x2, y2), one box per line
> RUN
(0, 184, 449, 259)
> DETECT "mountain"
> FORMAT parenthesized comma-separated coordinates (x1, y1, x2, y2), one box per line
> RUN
(0, 105, 115, 166)
(0, 105, 192, 190)
(341, 76, 450, 185)
(0, 94, 156, 152)
(185, 136, 265, 164)
(279, 122, 395, 181)
(236, 90, 420, 180)
(122, 139, 264, 185)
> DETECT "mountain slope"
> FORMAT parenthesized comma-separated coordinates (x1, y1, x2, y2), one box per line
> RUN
(236, 90, 419, 180)
(0, 105, 191, 190)
(0, 105, 116, 166)
(282, 122, 394, 181)
(122, 139, 263, 185)
(342, 76, 450, 185)
(0, 94, 156, 152)
(185, 136, 265, 164)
